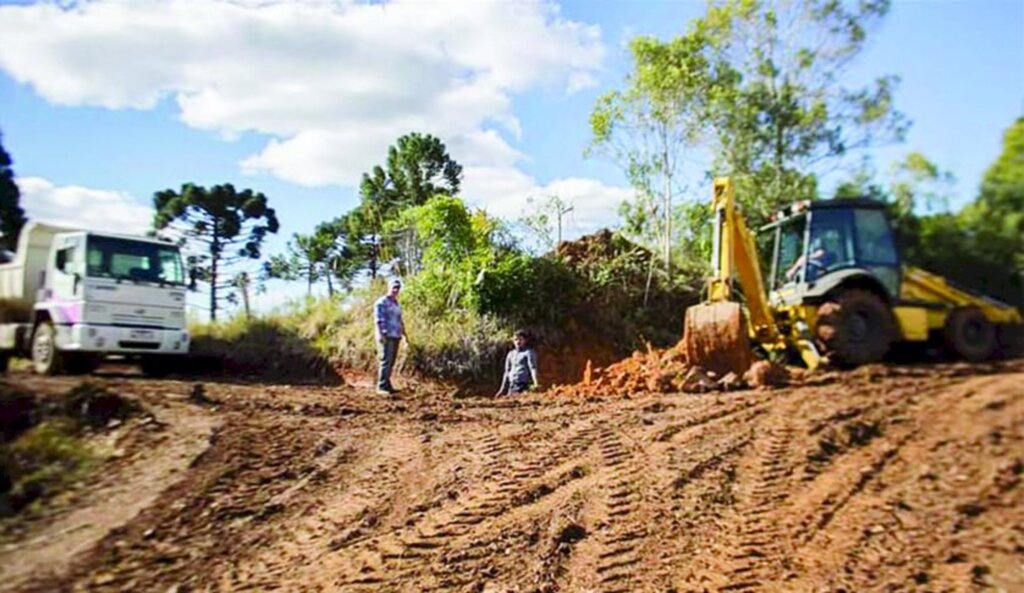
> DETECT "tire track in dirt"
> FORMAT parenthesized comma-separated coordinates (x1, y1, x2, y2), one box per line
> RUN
(716, 421, 799, 592)
(219, 425, 421, 591)
(8, 362, 1022, 593)
(790, 373, 1024, 591)
(585, 428, 648, 593)
(337, 417, 604, 591)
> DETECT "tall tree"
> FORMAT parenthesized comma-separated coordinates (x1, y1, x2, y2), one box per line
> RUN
(265, 233, 330, 296)
(0, 132, 27, 252)
(353, 132, 463, 276)
(594, 0, 909, 265)
(698, 0, 908, 222)
(590, 34, 710, 274)
(153, 184, 279, 321)
(265, 218, 359, 296)
(519, 194, 576, 253)
(381, 132, 463, 208)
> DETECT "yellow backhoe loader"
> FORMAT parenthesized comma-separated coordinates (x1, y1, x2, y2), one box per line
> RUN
(682, 178, 1022, 375)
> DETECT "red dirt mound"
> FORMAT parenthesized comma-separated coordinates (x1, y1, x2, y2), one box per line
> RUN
(547, 339, 788, 398)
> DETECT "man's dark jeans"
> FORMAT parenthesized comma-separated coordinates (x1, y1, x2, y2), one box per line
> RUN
(377, 337, 400, 391)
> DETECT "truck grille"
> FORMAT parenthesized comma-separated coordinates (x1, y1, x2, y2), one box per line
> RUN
(112, 313, 166, 327)
(118, 341, 161, 350)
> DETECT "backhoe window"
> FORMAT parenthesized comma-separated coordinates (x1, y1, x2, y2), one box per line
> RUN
(775, 219, 804, 288)
(853, 209, 898, 264)
(807, 209, 855, 280)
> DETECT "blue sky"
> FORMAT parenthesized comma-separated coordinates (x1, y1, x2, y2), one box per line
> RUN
(1, 0, 1022, 313)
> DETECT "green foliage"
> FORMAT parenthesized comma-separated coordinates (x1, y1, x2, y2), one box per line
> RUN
(834, 126, 1023, 308)
(265, 218, 359, 296)
(189, 308, 342, 383)
(589, 33, 710, 271)
(1, 419, 94, 515)
(969, 117, 1024, 274)
(0, 131, 27, 252)
(0, 381, 138, 519)
(701, 0, 906, 223)
(381, 132, 463, 208)
(474, 253, 580, 329)
(351, 133, 464, 277)
(519, 194, 575, 253)
(557, 230, 699, 351)
(593, 0, 908, 277)
(153, 183, 280, 321)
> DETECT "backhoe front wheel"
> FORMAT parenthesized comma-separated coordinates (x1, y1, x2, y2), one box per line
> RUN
(815, 289, 895, 367)
(944, 307, 996, 362)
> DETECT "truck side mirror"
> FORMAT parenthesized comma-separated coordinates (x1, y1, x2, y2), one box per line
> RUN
(188, 267, 199, 292)
(55, 249, 67, 271)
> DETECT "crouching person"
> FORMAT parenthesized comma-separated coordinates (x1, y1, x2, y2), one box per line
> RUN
(496, 329, 540, 397)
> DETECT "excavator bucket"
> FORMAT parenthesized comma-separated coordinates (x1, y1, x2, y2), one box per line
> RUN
(682, 301, 753, 377)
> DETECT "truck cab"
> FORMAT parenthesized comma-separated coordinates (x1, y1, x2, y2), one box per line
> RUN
(0, 223, 190, 375)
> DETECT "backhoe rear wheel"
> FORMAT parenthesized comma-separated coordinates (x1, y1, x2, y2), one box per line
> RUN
(944, 307, 996, 362)
(815, 289, 895, 367)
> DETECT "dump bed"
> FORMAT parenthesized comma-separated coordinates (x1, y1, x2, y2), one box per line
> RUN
(0, 222, 73, 321)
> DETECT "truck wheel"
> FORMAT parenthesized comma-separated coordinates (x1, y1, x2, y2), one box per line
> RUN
(0, 354, 9, 374)
(815, 289, 895, 367)
(944, 307, 996, 362)
(31, 322, 64, 375)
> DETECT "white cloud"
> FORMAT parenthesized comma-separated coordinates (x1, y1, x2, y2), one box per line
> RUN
(17, 177, 153, 235)
(0, 0, 605, 187)
(462, 166, 633, 239)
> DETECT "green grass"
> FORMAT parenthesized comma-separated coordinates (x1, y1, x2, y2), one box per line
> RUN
(189, 284, 514, 386)
(1, 418, 95, 517)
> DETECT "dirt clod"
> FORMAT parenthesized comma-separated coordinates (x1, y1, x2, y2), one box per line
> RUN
(555, 523, 586, 545)
(743, 360, 788, 388)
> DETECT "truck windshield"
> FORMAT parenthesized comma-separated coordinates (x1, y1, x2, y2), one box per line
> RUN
(86, 236, 184, 285)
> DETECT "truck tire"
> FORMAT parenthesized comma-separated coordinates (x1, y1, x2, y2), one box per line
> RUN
(944, 307, 996, 362)
(0, 354, 9, 374)
(31, 322, 64, 375)
(815, 289, 895, 367)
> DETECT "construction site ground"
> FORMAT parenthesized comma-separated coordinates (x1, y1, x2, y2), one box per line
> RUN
(1, 359, 1022, 593)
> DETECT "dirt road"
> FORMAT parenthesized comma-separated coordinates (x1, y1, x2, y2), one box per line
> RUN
(3, 360, 1022, 592)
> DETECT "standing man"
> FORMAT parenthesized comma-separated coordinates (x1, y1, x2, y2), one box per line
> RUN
(374, 278, 407, 395)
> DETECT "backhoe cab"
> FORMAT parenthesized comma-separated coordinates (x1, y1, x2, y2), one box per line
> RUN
(682, 178, 1022, 374)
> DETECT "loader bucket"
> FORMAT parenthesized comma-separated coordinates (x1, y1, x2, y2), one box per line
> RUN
(682, 301, 753, 377)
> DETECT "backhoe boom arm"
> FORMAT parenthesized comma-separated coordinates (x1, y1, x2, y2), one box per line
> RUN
(707, 178, 783, 346)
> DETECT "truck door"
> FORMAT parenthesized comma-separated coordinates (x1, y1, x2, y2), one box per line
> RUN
(51, 236, 84, 302)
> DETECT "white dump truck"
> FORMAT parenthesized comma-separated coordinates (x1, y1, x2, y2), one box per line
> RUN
(0, 222, 190, 375)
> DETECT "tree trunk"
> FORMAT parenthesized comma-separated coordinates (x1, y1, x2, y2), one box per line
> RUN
(662, 132, 672, 278)
(210, 222, 219, 322)
(369, 233, 379, 279)
(241, 281, 251, 320)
